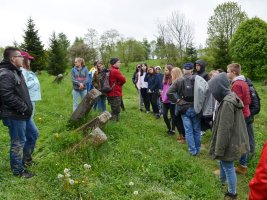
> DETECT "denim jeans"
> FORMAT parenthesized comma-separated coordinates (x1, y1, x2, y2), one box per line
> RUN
(181, 107, 201, 155)
(2, 117, 39, 175)
(220, 160, 237, 195)
(95, 95, 107, 112)
(72, 89, 87, 111)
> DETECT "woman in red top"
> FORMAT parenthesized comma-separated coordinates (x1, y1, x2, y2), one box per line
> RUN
(106, 58, 126, 121)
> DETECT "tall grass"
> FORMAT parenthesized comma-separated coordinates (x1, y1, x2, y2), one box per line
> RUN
(0, 63, 266, 199)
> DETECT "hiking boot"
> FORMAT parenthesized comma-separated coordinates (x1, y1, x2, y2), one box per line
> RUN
(224, 192, 237, 200)
(235, 163, 247, 175)
(177, 136, 186, 144)
(15, 170, 35, 179)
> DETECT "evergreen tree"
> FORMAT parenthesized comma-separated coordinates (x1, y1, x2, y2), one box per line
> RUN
(47, 32, 69, 76)
(20, 17, 46, 71)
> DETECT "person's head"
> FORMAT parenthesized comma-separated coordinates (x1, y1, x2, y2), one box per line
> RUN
(183, 62, 194, 75)
(154, 66, 161, 73)
(171, 67, 183, 82)
(217, 68, 224, 73)
(208, 72, 231, 102)
(75, 57, 84, 67)
(3, 47, 24, 68)
(163, 65, 173, 84)
(136, 64, 141, 72)
(208, 70, 219, 79)
(147, 66, 155, 74)
(194, 60, 206, 74)
(227, 63, 241, 80)
(110, 58, 121, 68)
(20, 51, 34, 70)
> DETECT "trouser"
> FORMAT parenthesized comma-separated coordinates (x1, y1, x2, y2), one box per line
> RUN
(140, 88, 150, 112)
(72, 89, 87, 111)
(162, 103, 176, 131)
(2, 117, 39, 175)
(107, 96, 122, 121)
(220, 160, 237, 195)
(148, 93, 159, 114)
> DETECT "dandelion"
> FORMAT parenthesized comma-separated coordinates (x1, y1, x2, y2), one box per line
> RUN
(84, 164, 91, 170)
(69, 179, 74, 185)
(129, 181, 134, 186)
(57, 174, 64, 179)
(64, 168, 70, 174)
(133, 191, 139, 195)
(65, 173, 71, 178)
(74, 180, 79, 184)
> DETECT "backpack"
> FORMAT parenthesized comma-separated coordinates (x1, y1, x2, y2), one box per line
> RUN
(246, 78, 261, 115)
(181, 75, 195, 102)
(100, 69, 116, 94)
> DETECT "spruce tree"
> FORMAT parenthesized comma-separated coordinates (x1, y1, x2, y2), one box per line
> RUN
(20, 17, 46, 71)
(47, 32, 69, 76)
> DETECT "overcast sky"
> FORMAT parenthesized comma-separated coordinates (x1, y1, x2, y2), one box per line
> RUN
(1, 0, 266, 48)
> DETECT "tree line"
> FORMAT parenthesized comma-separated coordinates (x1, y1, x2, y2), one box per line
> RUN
(1, 1, 267, 79)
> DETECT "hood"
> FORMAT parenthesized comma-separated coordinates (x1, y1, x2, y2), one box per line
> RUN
(208, 72, 231, 102)
(223, 92, 244, 109)
(233, 75, 246, 82)
(195, 59, 206, 74)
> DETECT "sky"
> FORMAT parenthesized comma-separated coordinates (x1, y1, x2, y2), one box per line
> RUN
(1, 0, 266, 48)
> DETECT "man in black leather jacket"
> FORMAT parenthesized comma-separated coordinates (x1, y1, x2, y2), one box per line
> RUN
(0, 47, 35, 178)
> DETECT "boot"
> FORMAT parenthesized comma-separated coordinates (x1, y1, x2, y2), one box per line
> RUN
(224, 192, 237, 200)
(235, 163, 247, 175)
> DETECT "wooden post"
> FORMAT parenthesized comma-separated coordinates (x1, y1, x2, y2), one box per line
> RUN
(53, 74, 64, 83)
(69, 127, 107, 151)
(70, 89, 102, 122)
(74, 111, 111, 133)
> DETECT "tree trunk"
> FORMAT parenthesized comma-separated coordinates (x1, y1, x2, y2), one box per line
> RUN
(70, 89, 102, 122)
(74, 111, 111, 133)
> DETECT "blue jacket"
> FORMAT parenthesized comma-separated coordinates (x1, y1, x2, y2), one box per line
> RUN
(144, 73, 161, 93)
(21, 68, 41, 101)
(71, 66, 88, 90)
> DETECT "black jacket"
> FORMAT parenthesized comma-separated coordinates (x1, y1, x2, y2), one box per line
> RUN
(0, 60, 32, 119)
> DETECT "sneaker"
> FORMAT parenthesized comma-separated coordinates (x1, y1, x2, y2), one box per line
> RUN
(168, 130, 175, 135)
(155, 114, 160, 119)
(224, 192, 237, 200)
(140, 108, 143, 112)
(235, 163, 247, 175)
(15, 170, 35, 179)
(146, 111, 150, 114)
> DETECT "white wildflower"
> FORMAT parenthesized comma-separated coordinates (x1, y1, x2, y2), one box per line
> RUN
(64, 168, 70, 174)
(84, 164, 91, 170)
(65, 173, 71, 178)
(69, 179, 74, 185)
(57, 174, 64, 179)
(133, 191, 139, 195)
(129, 181, 134, 186)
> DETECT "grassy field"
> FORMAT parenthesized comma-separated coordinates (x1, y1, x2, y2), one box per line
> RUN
(0, 62, 266, 200)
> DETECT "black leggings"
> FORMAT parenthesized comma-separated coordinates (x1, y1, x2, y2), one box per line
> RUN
(141, 88, 150, 111)
(162, 103, 176, 130)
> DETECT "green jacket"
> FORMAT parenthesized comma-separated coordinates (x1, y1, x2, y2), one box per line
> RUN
(209, 92, 250, 161)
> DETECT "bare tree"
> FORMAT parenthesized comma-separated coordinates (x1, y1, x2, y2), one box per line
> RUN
(166, 11, 194, 60)
(84, 28, 99, 49)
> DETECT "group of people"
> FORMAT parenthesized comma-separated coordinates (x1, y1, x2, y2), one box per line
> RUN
(132, 60, 263, 199)
(71, 57, 126, 121)
(0, 47, 41, 178)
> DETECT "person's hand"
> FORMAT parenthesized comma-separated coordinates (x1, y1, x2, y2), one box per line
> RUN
(79, 83, 84, 90)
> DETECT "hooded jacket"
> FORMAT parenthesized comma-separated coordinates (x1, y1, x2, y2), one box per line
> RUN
(0, 60, 33, 119)
(194, 60, 209, 81)
(107, 65, 126, 97)
(231, 75, 251, 118)
(208, 72, 249, 161)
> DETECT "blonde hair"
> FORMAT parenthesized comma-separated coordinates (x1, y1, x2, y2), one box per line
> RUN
(171, 67, 183, 83)
(75, 57, 85, 66)
(227, 63, 241, 75)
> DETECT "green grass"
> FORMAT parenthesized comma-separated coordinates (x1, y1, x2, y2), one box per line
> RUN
(0, 63, 266, 199)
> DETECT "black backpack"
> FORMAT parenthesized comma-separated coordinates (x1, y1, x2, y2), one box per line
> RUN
(246, 78, 261, 115)
(100, 69, 116, 94)
(181, 75, 195, 102)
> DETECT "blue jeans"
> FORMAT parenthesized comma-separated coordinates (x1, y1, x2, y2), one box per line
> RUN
(220, 160, 237, 194)
(96, 95, 107, 112)
(181, 107, 201, 155)
(72, 89, 87, 111)
(2, 117, 39, 175)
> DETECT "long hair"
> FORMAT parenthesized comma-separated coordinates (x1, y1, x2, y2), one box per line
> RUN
(141, 63, 147, 76)
(163, 65, 173, 85)
(171, 67, 183, 83)
(22, 57, 30, 70)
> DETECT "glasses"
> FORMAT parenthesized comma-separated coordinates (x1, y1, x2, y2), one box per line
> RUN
(13, 55, 23, 58)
